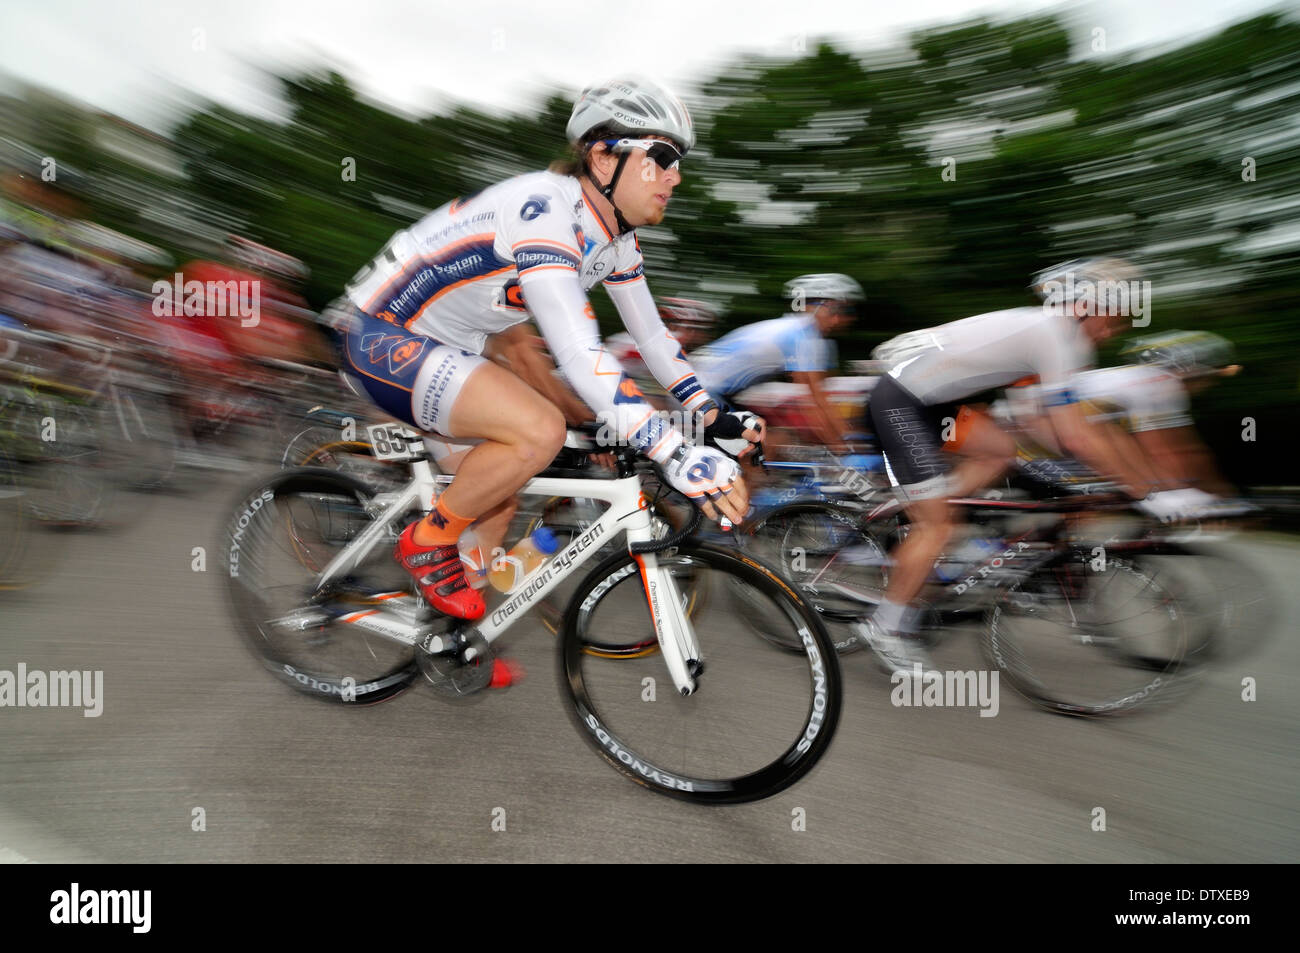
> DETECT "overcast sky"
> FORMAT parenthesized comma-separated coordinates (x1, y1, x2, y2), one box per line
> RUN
(1, 0, 1292, 130)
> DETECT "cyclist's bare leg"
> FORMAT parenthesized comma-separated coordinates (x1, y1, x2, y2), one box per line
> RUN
(427, 444, 519, 561)
(884, 496, 957, 608)
(410, 362, 565, 546)
(944, 412, 1015, 497)
(884, 432, 1008, 608)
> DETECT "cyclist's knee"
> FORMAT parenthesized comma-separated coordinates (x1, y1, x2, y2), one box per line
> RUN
(535, 406, 568, 462)
(508, 404, 566, 471)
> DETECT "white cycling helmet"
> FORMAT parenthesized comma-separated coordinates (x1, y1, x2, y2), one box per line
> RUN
(784, 273, 865, 305)
(1031, 257, 1140, 304)
(1121, 330, 1235, 377)
(566, 77, 695, 152)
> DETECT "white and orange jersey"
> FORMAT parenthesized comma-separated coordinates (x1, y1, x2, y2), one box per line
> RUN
(343, 169, 713, 461)
(344, 171, 642, 350)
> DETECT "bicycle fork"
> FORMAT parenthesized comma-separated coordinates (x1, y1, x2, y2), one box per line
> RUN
(633, 552, 703, 696)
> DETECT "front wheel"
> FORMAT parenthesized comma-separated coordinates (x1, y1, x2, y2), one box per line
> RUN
(560, 543, 842, 803)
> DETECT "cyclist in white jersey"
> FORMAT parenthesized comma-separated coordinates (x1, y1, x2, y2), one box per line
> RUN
(690, 274, 862, 453)
(337, 77, 753, 621)
(860, 258, 1194, 674)
(997, 330, 1239, 499)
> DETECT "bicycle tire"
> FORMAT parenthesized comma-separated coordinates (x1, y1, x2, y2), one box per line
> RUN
(560, 542, 841, 803)
(1115, 540, 1275, 667)
(982, 548, 1189, 716)
(18, 398, 113, 526)
(223, 467, 419, 705)
(740, 501, 895, 655)
(103, 387, 179, 491)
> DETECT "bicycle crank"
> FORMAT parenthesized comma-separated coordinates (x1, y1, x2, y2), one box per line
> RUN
(416, 625, 496, 702)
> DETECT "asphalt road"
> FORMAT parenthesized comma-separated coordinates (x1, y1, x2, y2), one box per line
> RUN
(1, 470, 1297, 863)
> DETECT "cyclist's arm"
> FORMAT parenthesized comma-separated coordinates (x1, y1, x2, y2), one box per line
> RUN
(484, 323, 593, 427)
(1046, 402, 1160, 498)
(1135, 425, 1234, 494)
(792, 369, 850, 452)
(519, 271, 746, 520)
(518, 270, 690, 460)
(603, 276, 716, 416)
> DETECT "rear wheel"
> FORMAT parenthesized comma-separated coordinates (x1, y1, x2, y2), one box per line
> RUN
(224, 467, 419, 704)
(983, 549, 1189, 716)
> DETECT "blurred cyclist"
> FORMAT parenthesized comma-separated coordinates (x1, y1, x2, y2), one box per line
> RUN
(337, 77, 754, 623)
(860, 258, 1194, 674)
(607, 296, 717, 390)
(689, 273, 863, 454)
(997, 329, 1240, 501)
(1114, 331, 1240, 495)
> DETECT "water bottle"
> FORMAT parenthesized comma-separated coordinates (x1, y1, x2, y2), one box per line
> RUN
(457, 527, 489, 590)
(489, 527, 560, 593)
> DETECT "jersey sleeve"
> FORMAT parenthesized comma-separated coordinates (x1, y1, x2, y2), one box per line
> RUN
(494, 187, 583, 280)
(1033, 315, 1094, 408)
(604, 274, 715, 413)
(517, 266, 685, 464)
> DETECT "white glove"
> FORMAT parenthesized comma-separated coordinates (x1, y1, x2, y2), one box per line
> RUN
(663, 444, 742, 510)
(1135, 490, 1192, 522)
(1175, 488, 1220, 517)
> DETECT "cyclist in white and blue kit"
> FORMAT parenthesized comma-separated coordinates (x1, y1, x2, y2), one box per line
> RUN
(690, 273, 863, 454)
(336, 78, 757, 623)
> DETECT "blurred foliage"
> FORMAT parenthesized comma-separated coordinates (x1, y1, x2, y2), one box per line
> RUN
(7, 11, 1299, 482)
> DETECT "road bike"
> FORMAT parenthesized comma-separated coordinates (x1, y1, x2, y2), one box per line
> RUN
(740, 489, 1202, 716)
(223, 422, 842, 803)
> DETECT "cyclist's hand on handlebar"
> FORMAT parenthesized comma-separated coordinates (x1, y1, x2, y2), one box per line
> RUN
(703, 408, 766, 461)
(663, 444, 749, 525)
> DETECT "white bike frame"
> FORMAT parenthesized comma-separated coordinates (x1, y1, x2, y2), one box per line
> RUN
(310, 457, 705, 695)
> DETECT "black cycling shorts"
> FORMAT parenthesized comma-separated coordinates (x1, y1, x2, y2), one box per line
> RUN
(868, 373, 956, 502)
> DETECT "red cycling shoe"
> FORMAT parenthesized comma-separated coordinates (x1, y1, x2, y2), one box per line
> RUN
(394, 521, 485, 620)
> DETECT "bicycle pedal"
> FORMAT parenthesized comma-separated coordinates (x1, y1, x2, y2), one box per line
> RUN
(415, 625, 496, 702)
(268, 606, 333, 633)
(416, 618, 459, 658)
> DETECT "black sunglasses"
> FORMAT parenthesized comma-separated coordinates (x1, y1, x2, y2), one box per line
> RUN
(603, 138, 684, 172)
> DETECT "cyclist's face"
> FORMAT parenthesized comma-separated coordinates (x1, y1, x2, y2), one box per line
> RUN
(1081, 311, 1124, 344)
(604, 137, 682, 227)
(815, 301, 856, 334)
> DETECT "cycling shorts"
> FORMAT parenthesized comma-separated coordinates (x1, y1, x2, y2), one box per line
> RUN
(868, 374, 957, 503)
(340, 308, 487, 438)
